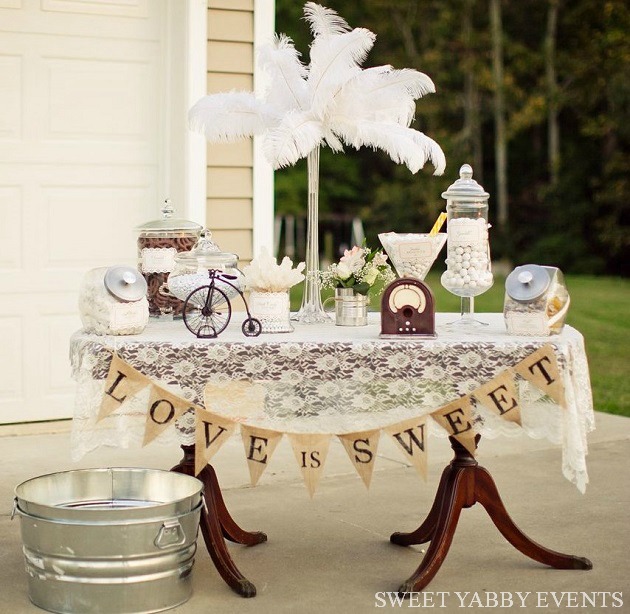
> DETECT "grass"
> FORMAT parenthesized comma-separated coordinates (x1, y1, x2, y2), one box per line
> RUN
(291, 274, 630, 417)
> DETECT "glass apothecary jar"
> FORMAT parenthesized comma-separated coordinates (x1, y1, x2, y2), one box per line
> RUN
(440, 164, 493, 327)
(136, 199, 202, 317)
(79, 266, 149, 335)
(167, 230, 243, 307)
(504, 265, 570, 336)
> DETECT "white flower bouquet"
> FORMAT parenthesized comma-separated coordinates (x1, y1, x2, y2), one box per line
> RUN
(321, 245, 395, 295)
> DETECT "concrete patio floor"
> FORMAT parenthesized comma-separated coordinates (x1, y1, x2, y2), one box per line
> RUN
(1, 411, 628, 614)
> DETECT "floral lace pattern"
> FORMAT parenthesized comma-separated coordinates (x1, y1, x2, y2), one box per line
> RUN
(70, 314, 594, 491)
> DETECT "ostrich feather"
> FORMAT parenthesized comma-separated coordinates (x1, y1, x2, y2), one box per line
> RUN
(333, 66, 436, 126)
(257, 34, 308, 114)
(333, 120, 446, 175)
(307, 28, 376, 117)
(189, 92, 279, 142)
(263, 111, 324, 169)
(303, 2, 350, 38)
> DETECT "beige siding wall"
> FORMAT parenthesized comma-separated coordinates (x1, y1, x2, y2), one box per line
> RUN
(206, 0, 255, 261)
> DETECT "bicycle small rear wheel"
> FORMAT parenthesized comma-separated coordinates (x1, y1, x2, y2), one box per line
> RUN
(183, 285, 231, 338)
(242, 317, 262, 337)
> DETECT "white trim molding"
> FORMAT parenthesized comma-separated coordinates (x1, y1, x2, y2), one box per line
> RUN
(184, 0, 208, 226)
(252, 0, 276, 255)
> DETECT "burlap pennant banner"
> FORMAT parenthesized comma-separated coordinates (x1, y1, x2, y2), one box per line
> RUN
(472, 368, 522, 426)
(383, 417, 428, 480)
(431, 395, 478, 456)
(338, 429, 381, 489)
(289, 433, 331, 498)
(195, 407, 237, 476)
(143, 385, 195, 446)
(514, 344, 566, 408)
(98, 353, 150, 421)
(96, 345, 571, 493)
(241, 424, 283, 486)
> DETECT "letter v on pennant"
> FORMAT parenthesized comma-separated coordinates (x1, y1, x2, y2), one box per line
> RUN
(383, 417, 428, 480)
(98, 353, 149, 422)
(195, 407, 237, 476)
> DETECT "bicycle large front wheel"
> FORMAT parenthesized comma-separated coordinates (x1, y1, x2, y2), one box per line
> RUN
(183, 285, 231, 338)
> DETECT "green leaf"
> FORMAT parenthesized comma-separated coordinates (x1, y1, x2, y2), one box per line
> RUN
(353, 282, 370, 295)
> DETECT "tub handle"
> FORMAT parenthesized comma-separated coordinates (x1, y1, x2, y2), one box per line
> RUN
(154, 519, 186, 549)
(11, 497, 18, 520)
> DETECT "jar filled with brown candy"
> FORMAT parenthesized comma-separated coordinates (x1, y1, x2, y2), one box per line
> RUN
(136, 199, 202, 317)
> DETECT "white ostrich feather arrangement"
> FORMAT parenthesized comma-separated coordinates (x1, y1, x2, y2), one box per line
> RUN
(189, 2, 445, 175)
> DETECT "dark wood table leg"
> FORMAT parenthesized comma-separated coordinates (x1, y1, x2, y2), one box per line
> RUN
(391, 436, 592, 595)
(171, 445, 266, 598)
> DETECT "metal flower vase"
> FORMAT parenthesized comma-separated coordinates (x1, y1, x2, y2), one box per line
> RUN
(294, 146, 329, 323)
(333, 288, 368, 326)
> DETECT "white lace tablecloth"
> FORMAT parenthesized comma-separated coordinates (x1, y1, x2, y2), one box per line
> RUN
(70, 313, 595, 491)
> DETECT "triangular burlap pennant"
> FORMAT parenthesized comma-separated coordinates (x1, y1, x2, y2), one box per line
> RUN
(472, 368, 522, 426)
(338, 429, 381, 489)
(383, 418, 428, 480)
(514, 344, 566, 408)
(240, 424, 283, 486)
(195, 407, 237, 476)
(98, 353, 149, 421)
(142, 385, 194, 446)
(288, 433, 331, 498)
(431, 395, 478, 456)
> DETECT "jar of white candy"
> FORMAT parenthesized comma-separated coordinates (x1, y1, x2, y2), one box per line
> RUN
(79, 266, 149, 335)
(440, 164, 493, 327)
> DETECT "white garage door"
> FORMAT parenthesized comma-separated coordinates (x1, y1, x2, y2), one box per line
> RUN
(0, 0, 172, 424)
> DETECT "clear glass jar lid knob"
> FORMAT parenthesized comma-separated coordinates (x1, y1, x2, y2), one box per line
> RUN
(122, 271, 138, 284)
(517, 271, 534, 284)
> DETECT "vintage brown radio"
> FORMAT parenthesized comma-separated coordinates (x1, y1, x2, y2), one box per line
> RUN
(380, 278, 436, 338)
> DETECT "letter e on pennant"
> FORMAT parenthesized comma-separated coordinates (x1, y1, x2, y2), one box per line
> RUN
(240, 424, 283, 486)
(431, 396, 478, 456)
(472, 369, 522, 426)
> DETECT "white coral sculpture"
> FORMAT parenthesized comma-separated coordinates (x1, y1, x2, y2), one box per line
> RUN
(189, 2, 445, 175)
(242, 248, 306, 293)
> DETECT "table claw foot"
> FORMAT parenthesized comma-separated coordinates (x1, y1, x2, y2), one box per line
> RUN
(397, 580, 416, 597)
(390, 531, 407, 546)
(572, 556, 593, 570)
(237, 579, 257, 598)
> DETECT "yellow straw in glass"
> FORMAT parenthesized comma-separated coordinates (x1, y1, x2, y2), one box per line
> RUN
(429, 212, 447, 236)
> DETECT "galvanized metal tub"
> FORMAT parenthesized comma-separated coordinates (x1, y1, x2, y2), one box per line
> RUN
(14, 468, 203, 614)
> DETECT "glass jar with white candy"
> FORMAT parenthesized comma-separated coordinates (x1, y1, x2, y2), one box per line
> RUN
(440, 164, 493, 327)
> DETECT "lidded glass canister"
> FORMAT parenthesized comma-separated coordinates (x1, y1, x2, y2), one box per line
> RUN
(167, 230, 243, 307)
(136, 199, 202, 317)
(504, 265, 570, 335)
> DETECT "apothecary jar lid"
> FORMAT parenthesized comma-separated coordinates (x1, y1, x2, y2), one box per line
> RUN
(505, 264, 551, 302)
(174, 229, 238, 269)
(135, 199, 203, 232)
(441, 164, 490, 202)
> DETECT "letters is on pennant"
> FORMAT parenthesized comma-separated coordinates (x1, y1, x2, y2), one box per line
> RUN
(195, 407, 237, 476)
(98, 353, 149, 422)
(240, 424, 283, 486)
(472, 369, 522, 426)
(143, 385, 194, 447)
(338, 429, 381, 489)
(431, 396, 478, 456)
(515, 344, 566, 408)
(288, 433, 331, 498)
(383, 418, 428, 480)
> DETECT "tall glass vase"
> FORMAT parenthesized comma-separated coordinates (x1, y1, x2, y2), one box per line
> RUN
(295, 146, 329, 323)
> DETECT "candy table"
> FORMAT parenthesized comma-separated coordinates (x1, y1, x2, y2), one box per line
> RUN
(70, 313, 595, 596)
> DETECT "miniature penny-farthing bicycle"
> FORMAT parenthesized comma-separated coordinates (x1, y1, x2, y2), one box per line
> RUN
(182, 269, 261, 338)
